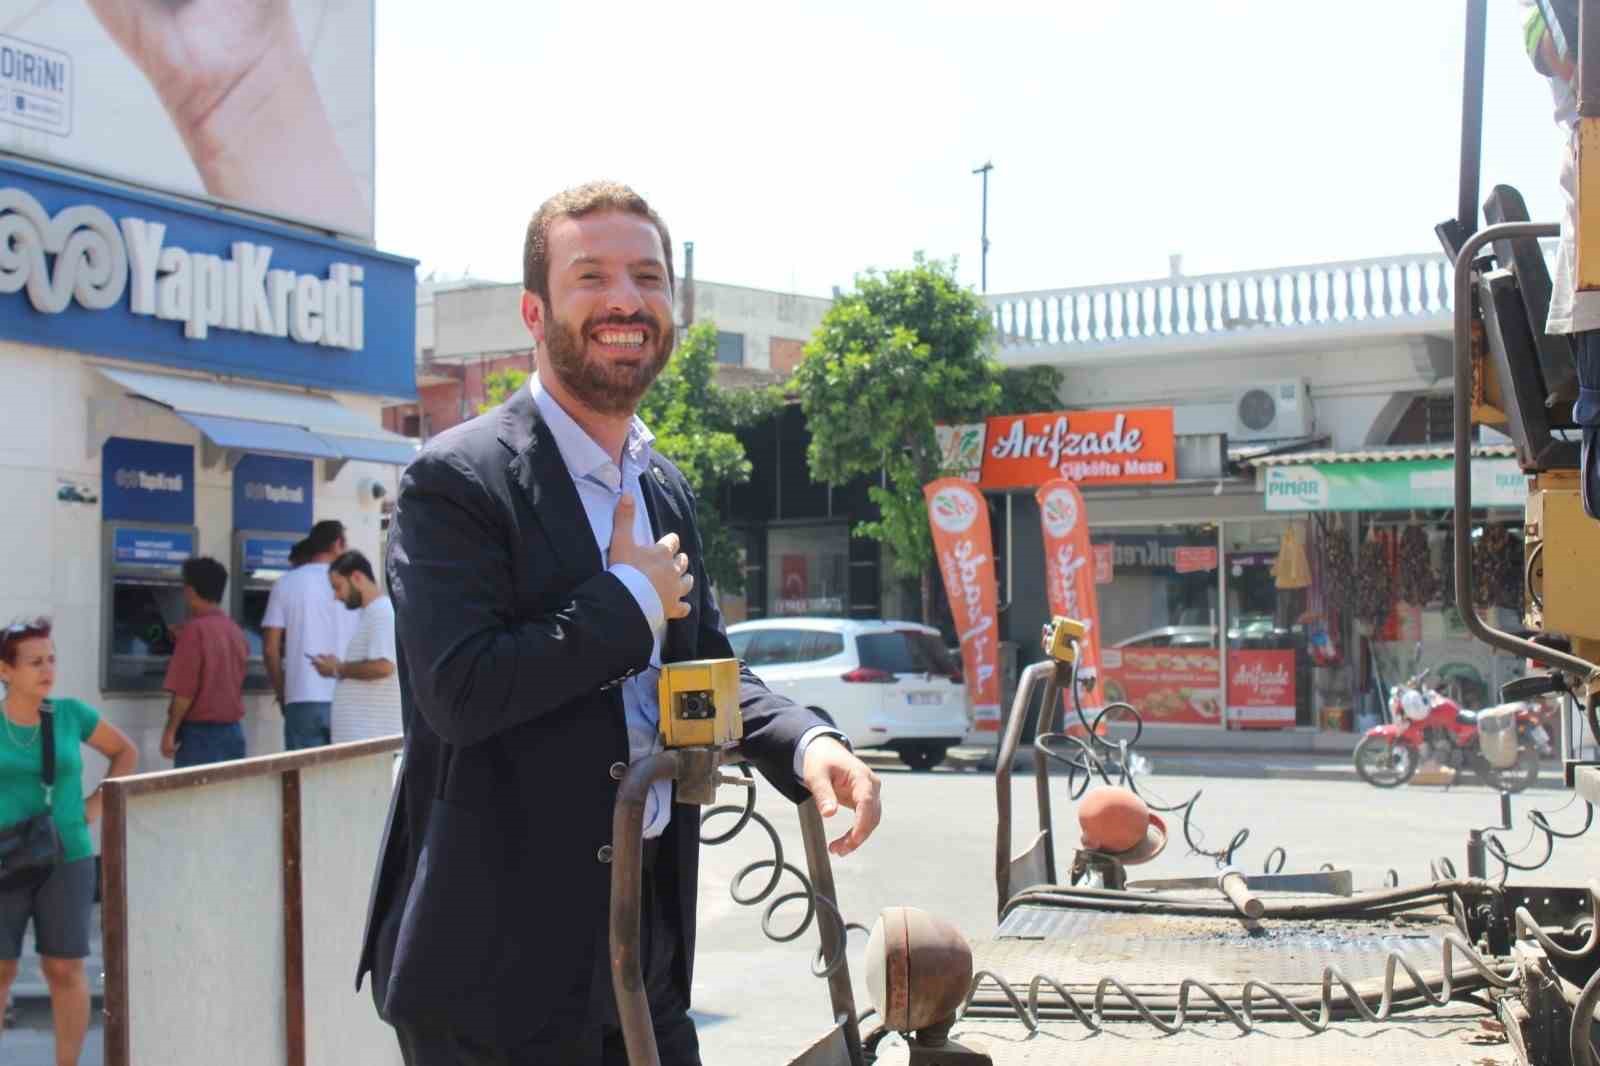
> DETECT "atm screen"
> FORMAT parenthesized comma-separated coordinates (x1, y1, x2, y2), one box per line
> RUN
(107, 578, 186, 688)
(240, 587, 271, 658)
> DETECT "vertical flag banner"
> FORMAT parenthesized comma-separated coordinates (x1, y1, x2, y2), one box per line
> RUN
(1036, 479, 1105, 723)
(925, 479, 1002, 731)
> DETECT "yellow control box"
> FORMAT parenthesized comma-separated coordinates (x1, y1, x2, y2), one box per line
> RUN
(658, 658, 743, 748)
(1042, 617, 1087, 664)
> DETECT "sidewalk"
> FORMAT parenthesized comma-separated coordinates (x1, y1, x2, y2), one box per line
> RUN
(9, 905, 103, 1006)
(860, 745, 1571, 786)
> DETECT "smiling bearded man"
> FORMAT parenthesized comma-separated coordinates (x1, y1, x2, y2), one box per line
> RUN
(358, 181, 885, 1066)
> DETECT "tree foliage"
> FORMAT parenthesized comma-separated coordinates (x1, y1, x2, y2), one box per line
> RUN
(472, 324, 770, 593)
(480, 368, 528, 412)
(791, 256, 1041, 594)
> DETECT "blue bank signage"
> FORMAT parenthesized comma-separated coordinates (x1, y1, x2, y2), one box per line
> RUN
(242, 536, 298, 571)
(233, 454, 313, 533)
(112, 528, 194, 566)
(0, 158, 416, 398)
(101, 437, 193, 525)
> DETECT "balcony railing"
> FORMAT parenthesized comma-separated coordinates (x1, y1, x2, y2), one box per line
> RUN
(985, 253, 1453, 355)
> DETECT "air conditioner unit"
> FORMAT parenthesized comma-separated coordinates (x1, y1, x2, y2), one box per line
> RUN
(1232, 379, 1313, 442)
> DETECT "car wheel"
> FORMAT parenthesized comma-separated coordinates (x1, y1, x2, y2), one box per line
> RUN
(899, 742, 949, 772)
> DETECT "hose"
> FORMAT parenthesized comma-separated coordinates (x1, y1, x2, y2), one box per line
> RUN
(700, 764, 868, 979)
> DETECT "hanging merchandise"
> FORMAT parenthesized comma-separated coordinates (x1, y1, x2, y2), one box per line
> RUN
(1396, 523, 1440, 606)
(1323, 518, 1356, 618)
(1474, 523, 1524, 613)
(1355, 529, 1394, 631)
(1272, 524, 1312, 590)
(1305, 516, 1342, 667)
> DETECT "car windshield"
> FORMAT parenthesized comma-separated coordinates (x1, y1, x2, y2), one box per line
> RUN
(859, 631, 959, 678)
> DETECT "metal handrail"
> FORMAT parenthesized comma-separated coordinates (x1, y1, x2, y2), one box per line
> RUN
(1450, 221, 1600, 681)
(609, 750, 864, 1066)
(994, 660, 1065, 915)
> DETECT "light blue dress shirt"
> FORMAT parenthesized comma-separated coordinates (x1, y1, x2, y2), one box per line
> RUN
(529, 378, 833, 839)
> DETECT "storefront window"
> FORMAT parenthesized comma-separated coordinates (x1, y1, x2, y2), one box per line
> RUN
(1093, 524, 1224, 726)
(1225, 519, 1311, 728)
(767, 524, 850, 617)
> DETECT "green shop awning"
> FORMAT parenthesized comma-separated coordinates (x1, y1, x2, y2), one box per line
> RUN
(1250, 446, 1526, 512)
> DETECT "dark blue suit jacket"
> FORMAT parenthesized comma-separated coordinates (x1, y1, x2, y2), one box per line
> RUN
(356, 385, 823, 1046)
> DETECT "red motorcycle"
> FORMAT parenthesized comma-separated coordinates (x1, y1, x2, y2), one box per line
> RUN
(1352, 667, 1551, 792)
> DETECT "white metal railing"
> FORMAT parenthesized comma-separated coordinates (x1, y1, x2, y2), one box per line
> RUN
(985, 253, 1453, 353)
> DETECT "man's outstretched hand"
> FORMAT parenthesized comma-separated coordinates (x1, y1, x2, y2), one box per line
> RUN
(802, 736, 882, 857)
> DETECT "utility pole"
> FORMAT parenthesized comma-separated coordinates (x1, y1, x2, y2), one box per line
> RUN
(972, 161, 993, 292)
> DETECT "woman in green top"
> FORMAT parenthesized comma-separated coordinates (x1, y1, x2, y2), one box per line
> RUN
(0, 618, 137, 1065)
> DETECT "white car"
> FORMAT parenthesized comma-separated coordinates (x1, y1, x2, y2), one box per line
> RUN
(727, 618, 972, 771)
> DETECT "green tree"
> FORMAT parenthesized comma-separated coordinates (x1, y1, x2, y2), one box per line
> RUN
(480, 367, 530, 413)
(472, 324, 771, 593)
(636, 322, 778, 593)
(792, 255, 1041, 621)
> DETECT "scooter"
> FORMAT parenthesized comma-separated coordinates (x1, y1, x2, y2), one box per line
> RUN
(1352, 665, 1549, 792)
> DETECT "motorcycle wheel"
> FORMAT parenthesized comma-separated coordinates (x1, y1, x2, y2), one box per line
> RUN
(1354, 735, 1418, 788)
(1476, 747, 1541, 794)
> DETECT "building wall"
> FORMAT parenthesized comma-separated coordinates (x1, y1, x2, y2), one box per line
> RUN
(0, 341, 400, 776)
(1060, 335, 1445, 450)
(684, 282, 831, 371)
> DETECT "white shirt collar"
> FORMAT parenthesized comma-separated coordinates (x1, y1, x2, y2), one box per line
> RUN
(528, 373, 654, 480)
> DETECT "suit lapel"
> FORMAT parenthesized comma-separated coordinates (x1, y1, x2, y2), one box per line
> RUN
(638, 452, 693, 661)
(500, 388, 603, 580)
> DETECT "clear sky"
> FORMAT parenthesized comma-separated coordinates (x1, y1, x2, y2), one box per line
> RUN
(374, 0, 1566, 299)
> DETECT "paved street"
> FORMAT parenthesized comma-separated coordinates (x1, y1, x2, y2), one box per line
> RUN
(3, 761, 1594, 1065)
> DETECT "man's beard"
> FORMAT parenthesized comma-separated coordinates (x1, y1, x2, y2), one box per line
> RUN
(342, 589, 362, 610)
(543, 309, 674, 416)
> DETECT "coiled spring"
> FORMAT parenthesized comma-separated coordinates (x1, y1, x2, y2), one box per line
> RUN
(960, 932, 1519, 1036)
(1034, 656, 1279, 870)
(699, 763, 866, 978)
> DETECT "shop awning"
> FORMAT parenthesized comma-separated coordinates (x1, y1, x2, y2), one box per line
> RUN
(96, 367, 419, 469)
(1243, 443, 1516, 467)
(1243, 443, 1526, 512)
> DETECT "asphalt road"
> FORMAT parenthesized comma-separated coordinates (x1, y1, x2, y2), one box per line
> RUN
(4, 762, 1594, 1065)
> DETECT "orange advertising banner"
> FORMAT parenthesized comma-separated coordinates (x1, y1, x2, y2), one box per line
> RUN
(1036, 480, 1105, 723)
(924, 479, 1002, 732)
(979, 408, 1177, 490)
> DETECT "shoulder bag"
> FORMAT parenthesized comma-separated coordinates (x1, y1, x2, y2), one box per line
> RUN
(0, 704, 63, 891)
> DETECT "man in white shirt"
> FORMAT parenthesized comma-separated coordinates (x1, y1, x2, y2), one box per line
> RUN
(315, 550, 401, 743)
(263, 519, 359, 749)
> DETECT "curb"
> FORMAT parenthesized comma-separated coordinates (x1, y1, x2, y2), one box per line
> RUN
(857, 748, 1569, 787)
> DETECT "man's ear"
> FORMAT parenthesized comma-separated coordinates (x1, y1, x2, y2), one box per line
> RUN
(520, 290, 547, 345)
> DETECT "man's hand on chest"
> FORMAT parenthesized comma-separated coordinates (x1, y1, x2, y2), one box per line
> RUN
(607, 493, 694, 621)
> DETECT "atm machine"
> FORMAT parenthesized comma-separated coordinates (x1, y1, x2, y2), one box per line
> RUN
(100, 521, 197, 693)
(232, 531, 301, 692)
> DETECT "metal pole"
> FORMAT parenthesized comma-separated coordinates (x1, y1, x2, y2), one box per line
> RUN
(995, 661, 1054, 916)
(797, 802, 866, 1066)
(611, 752, 683, 1066)
(973, 162, 993, 292)
(1458, 0, 1488, 236)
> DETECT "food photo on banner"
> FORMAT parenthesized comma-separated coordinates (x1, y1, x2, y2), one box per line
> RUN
(1035, 479, 1105, 733)
(924, 478, 1002, 732)
(2, 0, 374, 238)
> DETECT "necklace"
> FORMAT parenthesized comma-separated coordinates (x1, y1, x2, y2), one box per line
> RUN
(1, 703, 40, 750)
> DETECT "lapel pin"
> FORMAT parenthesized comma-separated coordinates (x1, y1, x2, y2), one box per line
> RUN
(652, 466, 667, 485)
